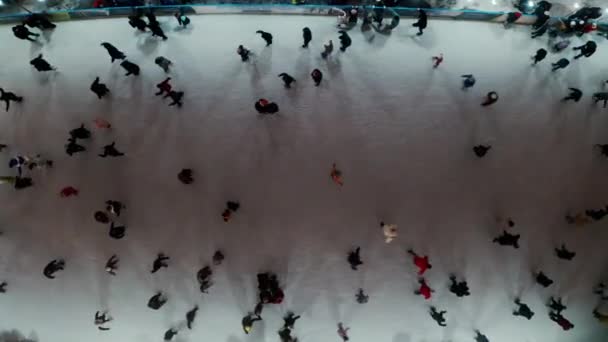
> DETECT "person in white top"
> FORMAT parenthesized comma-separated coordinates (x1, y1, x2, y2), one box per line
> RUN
(380, 221, 397, 243)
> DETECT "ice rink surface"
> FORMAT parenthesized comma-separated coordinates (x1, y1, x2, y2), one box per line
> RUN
(0, 14, 607, 342)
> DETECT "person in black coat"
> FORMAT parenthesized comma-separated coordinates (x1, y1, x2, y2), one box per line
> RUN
(311, 69, 323, 86)
(43, 259, 65, 279)
(65, 138, 86, 156)
(551, 58, 570, 72)
(302, 27, 312, 48)
(481, 91, 499, 106)
(278, 73, 296, 88)
(532, 48, 547, 65)
(164, 328, 178, 341)
(513, 298, 534, 319)
(105, 255, 119, 275)
(237, 45, 250, 62)
(555, 244, 576, 260)
(586, 207, 608, 220)
(120, 60, 140, 76)
(109, 222, 126, 239)
(151, 253, 170, 273)
(347, 247, 363, 270)
(147, 292, 167, 310)
(429, 306, 447, 326)
(101, 42, 126, 63)
(474, 330, 489, 342)
(12, 24, 39, 41)
(30, 54, 55, 72)
(412, 9, 428, 35)
(99, 142, 125, 157)
(164, 91, 184, 107)
(149, 21, 168, 40)
(338, 30, 351, 52)
(573, 41, 597, 59)
(473, 145, 491, 158)
(596, 144, 608, 157)
(283, 312, 301, 329)
(0, 281, 7, 293)
(24, 13, 56, 30)
(90, 77, 110, 99)
(256, 30, 273, 46)
(562, 88, 582, 102)
(186, 306, 198, 329)
(547, 296, 567, 314)
(449, 275, 470, 297)
(0, 88, 23, 112)
(128, 14, 147, 31)
(492, 230, 520, 249)
(254, 99, 279, 114)
(534, 271, 554, 287)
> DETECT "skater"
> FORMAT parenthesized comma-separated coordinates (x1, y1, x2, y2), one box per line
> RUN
(254, 99, 279, 114)
(573, 41, 597, 59)
(432, 53, 444, 68)
(547, 296, 567, 314)
(302, 27, 312, 48)
(256, 30, 273, 46)
(0, 282, 6, 293)
(278, 73, 296, 88)
(186, 306, 198, 329)
(321, 40, 333, 59)
(414, 278, 433, 300)
(594, 283, 608, 300)
(120, 60, 140, 76)
(60, 186, 79, 197)
(30, 54, 55, 72)
(481, 91, 499, 106)
(278, 327, 297, 342)
(565, 211, 592, 226)
(254, 302, 264, 317)
(503, 11, 522, 28)
(70, 124, 91, 140)
(407, 249, 432, 275)
(0, 88, 23, 112)
(338, 31, 351, 52)
(429, 306, 447, 327)
(347, 247, 363, 270)
(105, 254, 119, 275)
(337, 323, 349, 342)
(196, 266, 212, 287)
(65, 138, 86, 156)
(213, 250, 225, 265)
(164, 90, 184, 107)
(549, 311, 574, 330)
(90, 77, 110, 99)
(98, 142, 125, 158)
(100, 42, 126, 63)
(94, 311, 112, 331)
(12, 24, 39, 42)
(155, 77, 172, 96)
(412, 9, 428, 35)
(105, 200, 125, 217)
(595, 144, 608, 157)
(178, 168, 193, 184)
(311, 69, 323, 86)
(586, 207, 608, 220)
(128, 14, 147, 31)
(222, 201, 240, 222)
(562, 88, 582, 102)
(474, 330, 489, 342)
(593, 309, 608, 324)
(330, 163, 343, 186)
(242, 312, 262, 334)
(355, 288, 369, 303)
(531, 24, 548, 38)
(151, 253, 170, 273)
(462, 74, 476, 89)
(109, 222, 126, 239)
(94, 211, 110, 224)
(283, 312, 301, 329)
(534, 271, 554, 287)
(380, 221, 397, 243)
(473, 145, 491, 158)
(492, 230, 520, 249)
(553, 39, 570, 53)
(164, 328, 178, 341)
(237, 45, 250, 62)
(449, 275, 471, 297)
(43, 259, 65, 279)
(175, 10, 190, 28)
(555, 244, 576, 260)
(592, 92, 608, 108)
(0, 176, 33, 190)
(532, 48, 547, 65)
(551, 58, 570, 72)
(513, 298, 535, 320)
(149, 20, 168, 40)
(147, 292, 167, 310)
(94, 118, 112, 129)
(155, 56, 172, 73)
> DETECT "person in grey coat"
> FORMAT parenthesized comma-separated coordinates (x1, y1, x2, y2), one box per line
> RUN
(155, 56, 172, 73)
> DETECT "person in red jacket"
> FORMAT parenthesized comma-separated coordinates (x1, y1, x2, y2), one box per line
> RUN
(414, 278, 433, 300)
(60, 186, 79, 197)
(549, 311, 574, 330)
(155, 77, 172, 96)
(407, 249, 432, 275)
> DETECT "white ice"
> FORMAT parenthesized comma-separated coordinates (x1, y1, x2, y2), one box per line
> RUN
(0, 14, 607, 342)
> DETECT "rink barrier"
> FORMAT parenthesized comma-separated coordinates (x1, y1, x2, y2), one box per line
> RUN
(1, 4, 607, 33)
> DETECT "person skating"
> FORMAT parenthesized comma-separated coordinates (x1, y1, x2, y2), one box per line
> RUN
(60, 186, 78, 198)
(473, 145, 491, 158)
(0, 176, 33, 190)
(380, 221, 397, 243)
(109, 221, 126, 239)
(534, 271, 553, 287)
(0, 281, 6, 293)
(120, 60, 140, 76)
(151, 253, 170, 273)
(321, 40, 333, 59)
(100, 42, 126, 63)
(407, 249, 432, 275)
(551, 58, 570, 72)
(155, 77, 172, 96)
(183, 306, 199, 329)
(213, 250, 225, 265)
(99, 142, 125, 158)
(242, 312, 262, 334)
(222, 201, 240, 222)
(449, 275, 470, 297)
(105, 200, 125, 217)
(503, 11, 522, 28)
(330, 163, 343, 186)
(175, 10, 190, 28)
(492, 230, 520, 249)
(347, 247, 363, 270)
(412, 9, 428, 35)
(594, 283, 608, 299)
(415, 278, 433, 300)
(254, 99, 279, 114)
(513, 298, 534, 320)
(592, 92, 608, 108)
(65, 137, 86, 156)
(553, 39, 570, 53)
(549, 311, 574, 330)
(530, 24, 548, 39)
(311, 69, 323, 86)
(462, 74, 476, 89)
(128, 14, 147, 31)
(547, 296, 567, 314)
(147, 291, 167, 310)
(30, 54, 55, 72)
(283, 312, 301, 329)
(256, 30, 273, 46)
(70, 124, 91, 140)
(278, 327, 297, 342)
(164, 328, 178, 341)
(302, 27, 312, 48)
(555, 244, 576, 260)
(164, 90, 184, 107)
(197, 266, 212, 288)
(532, 48, 547, 65)
(90, 77, 110, 99)
(12, 24, 39, 42)
(337, 322, 350, 342)
(94, 311, 112, 331)
(148, 18, 168, 40)
(355, 288, 369, 303)
(593, 308, 608, 324)
(481, 91, 499, 106)
(278, 73, 296, 88)
(432, 53, 444, 68)
(24, 13, 56, 30)
(105, 254, 119, 275)
(338, 31, 351, 52)
(155, 56, 172, 73)
(0, 88, 23, 112)
(562, 88, 582, 102)
(595, 144, 608, 157)
(474, 330, 489, 342)
(429, 306, 447, 327)
(94, 211, 110, 224)
(43, 259, 65, 279)
(253, 302, 264, 318)
(178, 168, 193, 184)
(573, 41, 597, 59)
(94, 118, 112, 129)
(237, 45, 251, 62)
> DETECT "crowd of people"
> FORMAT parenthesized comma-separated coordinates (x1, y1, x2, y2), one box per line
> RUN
(1, 1, 608, 341)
